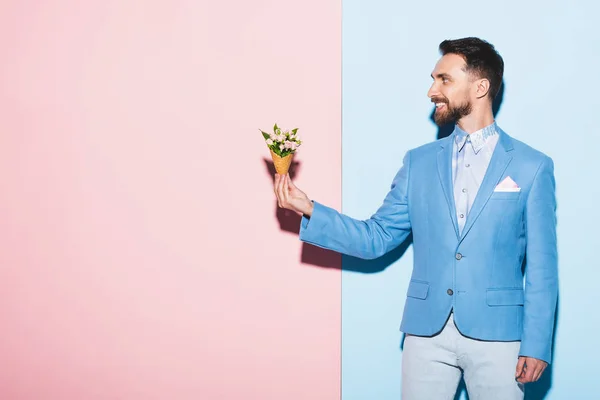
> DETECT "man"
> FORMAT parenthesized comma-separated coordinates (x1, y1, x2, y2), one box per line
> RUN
(273, 37, 558, 400)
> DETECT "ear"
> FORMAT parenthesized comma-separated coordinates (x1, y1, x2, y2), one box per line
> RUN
(475, 78, 490, 99)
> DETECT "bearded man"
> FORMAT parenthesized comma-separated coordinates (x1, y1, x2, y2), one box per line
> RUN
(273, 37, 558, 400)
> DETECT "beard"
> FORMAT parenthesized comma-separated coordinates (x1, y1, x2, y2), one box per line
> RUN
(432, 96, 472, 126)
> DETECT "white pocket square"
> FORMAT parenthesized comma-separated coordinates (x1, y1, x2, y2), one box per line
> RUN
(494, 176, 521, 192)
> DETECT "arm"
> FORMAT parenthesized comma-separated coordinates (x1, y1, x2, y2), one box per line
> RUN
(518, 156, 559, 366)
(296, 151, 413, 260)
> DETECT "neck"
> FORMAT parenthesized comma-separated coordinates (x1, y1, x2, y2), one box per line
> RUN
(456, 105, 494, 134)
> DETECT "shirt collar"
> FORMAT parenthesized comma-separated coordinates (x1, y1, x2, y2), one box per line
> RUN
(454, 121, 498, 154)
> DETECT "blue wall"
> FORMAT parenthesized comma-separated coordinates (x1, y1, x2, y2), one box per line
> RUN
(341, 1, 600, 398)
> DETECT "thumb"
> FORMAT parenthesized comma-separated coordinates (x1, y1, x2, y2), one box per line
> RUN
(515, 357, 526, 378)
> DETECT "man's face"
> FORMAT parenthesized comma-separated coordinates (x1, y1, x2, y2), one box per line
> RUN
(428, 54, 473, 126)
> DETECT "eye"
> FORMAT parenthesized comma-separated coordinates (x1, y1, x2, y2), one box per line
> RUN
(442, 77, 449, 84)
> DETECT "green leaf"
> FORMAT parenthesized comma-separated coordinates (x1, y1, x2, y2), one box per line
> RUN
(260, 130, 270, 140)
(273, 123, 279, 133)
(291, 128, 298, 135)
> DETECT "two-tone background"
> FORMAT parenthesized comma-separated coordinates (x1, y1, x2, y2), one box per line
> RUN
(1, 1, 598, 399)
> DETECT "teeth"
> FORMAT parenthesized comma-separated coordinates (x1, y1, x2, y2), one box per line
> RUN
(436, 103, 445, 108)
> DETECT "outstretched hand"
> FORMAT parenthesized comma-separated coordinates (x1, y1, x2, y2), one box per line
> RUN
(274, 174, 314, 217)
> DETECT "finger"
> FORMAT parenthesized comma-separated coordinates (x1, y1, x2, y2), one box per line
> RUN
(274, 174, 283, 207)
(522, 362, 536, 383)
(515, 357, 526, 379)
(533, 364, 545, 382)
(282, 174, 290, 204)
(279, 175, 287, 207)
(516, 362, 529, 383)
(287, 174, 297, 189)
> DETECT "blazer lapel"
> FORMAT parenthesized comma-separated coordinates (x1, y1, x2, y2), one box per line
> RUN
(459, 129, 514, 242)
(437, 136, 459, 239)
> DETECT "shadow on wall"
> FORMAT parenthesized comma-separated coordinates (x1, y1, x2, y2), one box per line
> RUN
(264, 78, 556, 400)
(263, 158, 341, 270)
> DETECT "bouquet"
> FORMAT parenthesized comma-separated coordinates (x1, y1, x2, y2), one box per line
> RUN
(260, 123, 302, 174)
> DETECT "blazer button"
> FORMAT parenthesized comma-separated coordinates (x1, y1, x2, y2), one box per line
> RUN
(455, 253, 463, 260)
(447, 289, 454, 296)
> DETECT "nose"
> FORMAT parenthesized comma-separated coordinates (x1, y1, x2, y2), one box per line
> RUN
(427, 82, 439, 99)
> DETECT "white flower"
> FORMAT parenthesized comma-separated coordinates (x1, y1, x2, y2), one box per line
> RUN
(266, 139, 273, 145)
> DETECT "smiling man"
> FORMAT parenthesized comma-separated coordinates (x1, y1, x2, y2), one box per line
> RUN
(273, 37, 558, 400)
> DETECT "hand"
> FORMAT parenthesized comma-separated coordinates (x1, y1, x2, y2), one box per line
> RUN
(515, 356, 547, 383)
(274, 174, 314, 217)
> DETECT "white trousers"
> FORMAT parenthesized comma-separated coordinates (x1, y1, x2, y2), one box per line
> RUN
(402, 313, 524, 400)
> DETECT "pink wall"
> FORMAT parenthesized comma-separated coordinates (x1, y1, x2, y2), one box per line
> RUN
(0, 1, 341, 399)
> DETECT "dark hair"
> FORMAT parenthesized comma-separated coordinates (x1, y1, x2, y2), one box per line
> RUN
(439, 37, 504, 100)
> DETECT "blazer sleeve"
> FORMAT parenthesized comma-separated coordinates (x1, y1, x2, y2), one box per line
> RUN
(298, 151, 412, 260)
(518, 156, 559, 364)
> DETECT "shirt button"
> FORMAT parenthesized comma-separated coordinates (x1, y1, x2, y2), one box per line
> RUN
(455, 253, 463, 260)
(447, 289, 454, 296)
(462, 188, 467, 193)
(466, 163, 471, 168)
(459, 214, 464, 219)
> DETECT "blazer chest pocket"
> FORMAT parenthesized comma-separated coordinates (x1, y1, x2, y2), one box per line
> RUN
(490, 191, 521, 201)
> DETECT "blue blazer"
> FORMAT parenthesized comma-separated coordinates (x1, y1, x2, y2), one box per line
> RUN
(299, 128, 558, 364)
